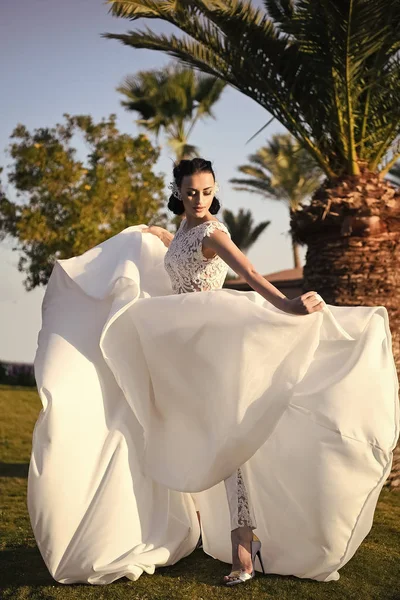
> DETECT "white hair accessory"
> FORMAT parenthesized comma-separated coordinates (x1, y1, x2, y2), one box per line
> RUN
(168, 180, 182, 200)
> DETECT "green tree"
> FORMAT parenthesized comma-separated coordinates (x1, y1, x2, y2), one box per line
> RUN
(103, 0, 400, 489)
(222, 207, 271, 279)
(230, 134, 323, 268)
(117, 62, 227, 161)
(0, 113, 166, 289)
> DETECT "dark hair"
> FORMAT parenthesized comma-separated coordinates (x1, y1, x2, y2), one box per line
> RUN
(167, 157, 221, 215)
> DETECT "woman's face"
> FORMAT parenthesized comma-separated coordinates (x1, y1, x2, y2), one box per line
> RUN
(180, 171, 216, 218)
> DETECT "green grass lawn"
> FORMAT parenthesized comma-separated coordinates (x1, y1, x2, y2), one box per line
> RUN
(1, 383, 400, 600)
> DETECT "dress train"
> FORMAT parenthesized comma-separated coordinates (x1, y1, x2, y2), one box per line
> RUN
(27, 225, 399, 584)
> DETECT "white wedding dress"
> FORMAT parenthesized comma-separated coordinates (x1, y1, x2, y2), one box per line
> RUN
(27, 218, 399, 585)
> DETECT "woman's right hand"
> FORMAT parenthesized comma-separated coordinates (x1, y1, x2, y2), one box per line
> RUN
(280, 292, 325, 315)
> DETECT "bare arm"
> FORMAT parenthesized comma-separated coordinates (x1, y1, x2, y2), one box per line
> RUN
(203, 229, 324, 315)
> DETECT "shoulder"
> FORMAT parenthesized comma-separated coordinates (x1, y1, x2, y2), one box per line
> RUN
(201, 220, 231, 238)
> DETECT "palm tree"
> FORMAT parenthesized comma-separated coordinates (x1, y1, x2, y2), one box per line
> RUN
(222, 207, 271, 278)
(230, 134, 323, 268)
(103, 1, 400, 489)
(117, 62, 227, 161)
(223, 207, 271, 254)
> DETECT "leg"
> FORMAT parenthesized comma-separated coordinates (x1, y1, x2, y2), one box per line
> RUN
(190, 492, 200, 521)
(223, 467, 257, 579)
(190, 493, 202, 547)
(224, 466, 257, 532)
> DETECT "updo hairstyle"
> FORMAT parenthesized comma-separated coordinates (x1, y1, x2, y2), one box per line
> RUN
(167, 158, 221, 215)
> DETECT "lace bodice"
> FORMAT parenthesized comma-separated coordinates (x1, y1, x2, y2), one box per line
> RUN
(164, 218, 231, 294)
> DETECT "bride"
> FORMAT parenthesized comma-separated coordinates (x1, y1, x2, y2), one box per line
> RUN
(28, 157, 399, 587)
(143, 157, 325, 586)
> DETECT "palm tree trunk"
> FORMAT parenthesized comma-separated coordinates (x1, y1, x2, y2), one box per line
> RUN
(290, 170, 400, 489)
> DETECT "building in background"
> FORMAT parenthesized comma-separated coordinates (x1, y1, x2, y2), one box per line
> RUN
(224, 267, 303, 299)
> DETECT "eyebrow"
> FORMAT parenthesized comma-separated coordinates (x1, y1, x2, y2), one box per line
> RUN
(185, 186, 213, 191)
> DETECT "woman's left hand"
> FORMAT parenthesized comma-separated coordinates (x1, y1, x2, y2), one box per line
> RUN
(142, 226, 174, 248)
(142, 225, 164, 238)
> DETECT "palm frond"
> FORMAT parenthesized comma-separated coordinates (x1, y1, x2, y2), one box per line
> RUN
(167, 138, 199, 160)
(116, 61, 226, 155)
(222, 206, 270, 253)
(231, 134, 323, 209)
(245, 116, 275, 145)
(230, 180, 280, 201)
(103, 1, 332, 173)
(194, 75, 227, 119)
(104, 0, 400, 178)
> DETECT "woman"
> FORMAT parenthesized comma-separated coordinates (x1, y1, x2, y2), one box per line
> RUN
(28, 158, 399, 587)
(143, 157, 325, 586)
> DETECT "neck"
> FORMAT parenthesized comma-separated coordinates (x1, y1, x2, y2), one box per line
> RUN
(184, 212, 213, 228)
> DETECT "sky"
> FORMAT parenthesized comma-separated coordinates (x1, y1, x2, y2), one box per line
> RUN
(0, 0, 306, 362)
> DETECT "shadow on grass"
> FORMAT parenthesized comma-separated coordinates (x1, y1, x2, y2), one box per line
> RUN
(0, 462, 29, 478)
(0, 545, 55, 586)
(155, 547, 317, 589)
(0, 543, 302, 591)
(2, 546, 400, 600)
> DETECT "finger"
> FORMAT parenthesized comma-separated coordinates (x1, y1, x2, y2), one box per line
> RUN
(302, 297, 318, 311)
(307, 294, 322, 306)
(313, 294, 325, 306)
(310, 300, 325, 312)
(307, 292, 325, 306)
(302, 290, 319, 300)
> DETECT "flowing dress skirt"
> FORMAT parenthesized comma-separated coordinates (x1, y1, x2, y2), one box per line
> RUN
(27, 225, 399, 584)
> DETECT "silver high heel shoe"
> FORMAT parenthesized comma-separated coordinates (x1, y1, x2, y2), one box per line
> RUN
(223, 532, 266, 586)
